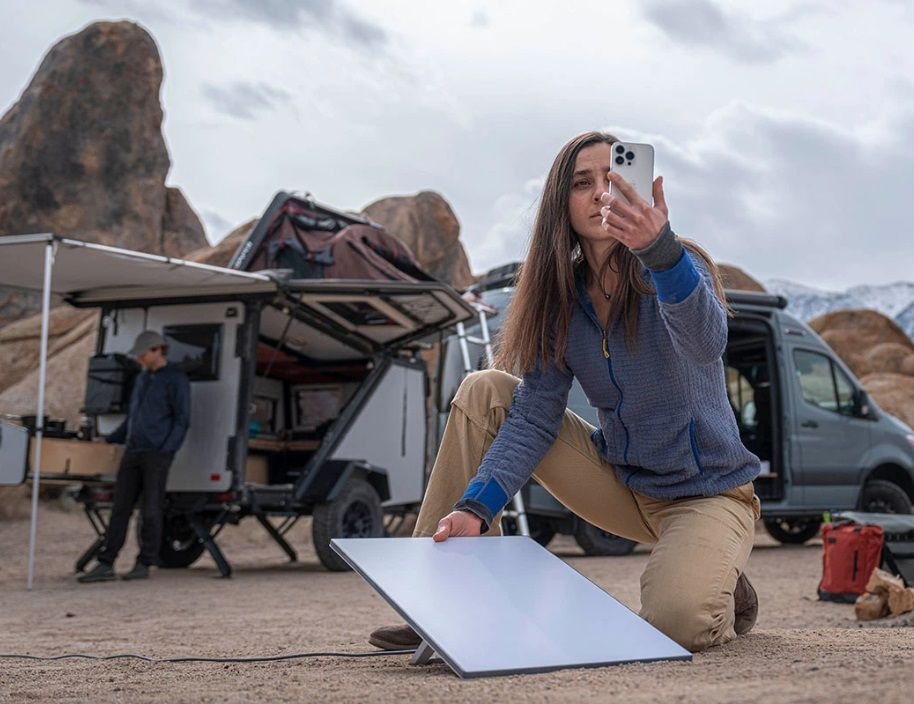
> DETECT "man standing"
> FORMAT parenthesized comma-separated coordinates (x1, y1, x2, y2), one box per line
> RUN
(78, 331, 191, 582)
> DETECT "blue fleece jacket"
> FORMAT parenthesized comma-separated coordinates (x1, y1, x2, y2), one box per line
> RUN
(455, 224, 760, 527)
(107, 363, 191, 454)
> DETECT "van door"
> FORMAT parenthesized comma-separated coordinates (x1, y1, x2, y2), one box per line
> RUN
(789, 347, 870, 509)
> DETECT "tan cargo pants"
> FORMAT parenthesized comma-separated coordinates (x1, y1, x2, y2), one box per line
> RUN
(415, 370, 761, 652)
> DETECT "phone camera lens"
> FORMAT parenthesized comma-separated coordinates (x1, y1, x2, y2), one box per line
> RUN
(614, 155, 624, 165)
(625, 151, 635, 161)
(615, 145, 625, 154)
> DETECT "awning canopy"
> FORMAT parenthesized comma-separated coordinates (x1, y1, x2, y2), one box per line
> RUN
(0, 234, 277, 304)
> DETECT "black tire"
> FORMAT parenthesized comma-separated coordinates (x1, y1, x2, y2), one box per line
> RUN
(573, 520, 637, 556)
(763, 517, 821, 545)
(501, 515, 557, 548)
(861, 479, 913, 515)
(158, 514, 206, 568)
(312, 477, 384, 572)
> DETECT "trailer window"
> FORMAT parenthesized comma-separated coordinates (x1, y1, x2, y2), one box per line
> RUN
(163, 324, 222, 382)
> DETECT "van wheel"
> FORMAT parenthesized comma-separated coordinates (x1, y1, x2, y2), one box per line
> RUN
(312, 477, 384, 572)
(501, 515, 557, 548)
(573, 519, 637, 556)
(861, 479, 913, 514)
(158, 514, 206, 568)
(763, 518, 821, 544)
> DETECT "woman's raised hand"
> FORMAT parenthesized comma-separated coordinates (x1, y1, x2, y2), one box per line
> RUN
(599, 173, 669, 251)
(432, 510, 484, 542)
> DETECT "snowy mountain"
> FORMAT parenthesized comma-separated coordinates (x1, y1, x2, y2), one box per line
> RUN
(764, 279, 914, 342)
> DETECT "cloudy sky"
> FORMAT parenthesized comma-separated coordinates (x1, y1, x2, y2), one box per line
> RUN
(2, 0, 914, 290)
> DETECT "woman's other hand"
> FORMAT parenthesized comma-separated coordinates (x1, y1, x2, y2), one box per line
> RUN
(600, 174, 669, 250)
(432, 510, 484, 542)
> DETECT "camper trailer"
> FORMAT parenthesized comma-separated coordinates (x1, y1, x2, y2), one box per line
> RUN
(0, 228, 475, 575)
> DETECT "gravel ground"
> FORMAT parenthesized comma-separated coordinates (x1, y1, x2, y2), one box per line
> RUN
(1, 500, 912, 703)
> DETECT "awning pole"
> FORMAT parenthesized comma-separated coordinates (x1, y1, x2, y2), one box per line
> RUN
(26, 240, 55, 591)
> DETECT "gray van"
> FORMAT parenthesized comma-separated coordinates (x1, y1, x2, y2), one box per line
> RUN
(435, 265, 914, 552)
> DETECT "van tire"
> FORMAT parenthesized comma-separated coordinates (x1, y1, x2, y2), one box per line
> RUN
(763, 518, 821, 544)
(312, 477, 384, 571)
(573, 519, 637, 556)
(861, 479, 913, 515)
(501, 515, 557, 548)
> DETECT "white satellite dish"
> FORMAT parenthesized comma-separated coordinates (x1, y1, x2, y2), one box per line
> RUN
(332, 536, 691, 678)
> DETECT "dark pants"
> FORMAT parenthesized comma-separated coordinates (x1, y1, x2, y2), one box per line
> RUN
(99, 450, 174, 567)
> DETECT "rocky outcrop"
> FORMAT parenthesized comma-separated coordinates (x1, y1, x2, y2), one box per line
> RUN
(859, 373, 914, 430)
(0, 290, 41, 329)
(185, 219, 256, 267)
(807, 309, 914, 425)
(810, 310, 914, 378)
(0, 308, 97, 428)
(161, 187, 208, 258)
(719, 264, 766, 293)
(362, 191, 474, 288)
(0, 21, 208, 321)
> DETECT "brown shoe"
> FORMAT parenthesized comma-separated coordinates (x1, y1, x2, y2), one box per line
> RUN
(369, 623, 421, 651)
(734, 572, 758, 635)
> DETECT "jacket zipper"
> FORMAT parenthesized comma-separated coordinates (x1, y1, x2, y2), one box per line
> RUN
(580, 297, 631, 464)
(607, 356, 630, 463)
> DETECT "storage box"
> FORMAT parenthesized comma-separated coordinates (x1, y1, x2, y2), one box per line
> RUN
(28, 437, 124, 479)
(245, 454, 270, 484)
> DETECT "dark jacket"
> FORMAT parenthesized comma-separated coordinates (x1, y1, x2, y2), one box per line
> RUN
(107, 363, 191, 454)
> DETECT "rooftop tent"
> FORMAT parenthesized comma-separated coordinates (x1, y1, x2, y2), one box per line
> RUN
(0, 234, 277, 590)
(227, 191, 436, 283)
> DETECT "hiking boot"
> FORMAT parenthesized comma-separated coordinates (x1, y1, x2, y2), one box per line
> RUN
(369, 623, 421, 651)
(734, 572, 758, 635)
(121, 562, 150, 581)
(77, 562, 115, 583)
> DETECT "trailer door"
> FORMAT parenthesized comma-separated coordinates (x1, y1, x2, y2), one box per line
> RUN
(98, 302, 245, 492)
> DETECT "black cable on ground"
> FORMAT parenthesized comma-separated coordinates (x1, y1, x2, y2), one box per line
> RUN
(0, 649, 416, 664)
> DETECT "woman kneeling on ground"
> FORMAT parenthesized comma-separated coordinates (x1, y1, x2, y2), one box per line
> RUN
(370, 131, 761, 653)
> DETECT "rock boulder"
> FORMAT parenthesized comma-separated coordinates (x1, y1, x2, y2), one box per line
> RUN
(0, 21, 208, 321)
(719, 264, 766, 293)
(362, 191, 474, 288)
(860, 373, 914, 430)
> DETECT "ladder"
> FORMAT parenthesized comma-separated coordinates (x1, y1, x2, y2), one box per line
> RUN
(454, 301, 530, 537)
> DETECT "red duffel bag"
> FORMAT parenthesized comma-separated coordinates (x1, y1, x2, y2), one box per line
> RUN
(818, 522, 885, 603)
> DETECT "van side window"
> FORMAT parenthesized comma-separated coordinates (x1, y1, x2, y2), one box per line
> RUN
(793, 349, 856, 416)
(833, 364, 856, 416)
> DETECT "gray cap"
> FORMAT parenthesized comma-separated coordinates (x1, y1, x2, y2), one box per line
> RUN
(128, 330, 166, 356)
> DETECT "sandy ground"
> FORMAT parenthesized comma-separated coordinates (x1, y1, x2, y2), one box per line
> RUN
(1, 499, 913, 704)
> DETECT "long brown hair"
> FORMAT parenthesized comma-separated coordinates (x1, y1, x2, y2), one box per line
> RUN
(493, 131, 729, 376)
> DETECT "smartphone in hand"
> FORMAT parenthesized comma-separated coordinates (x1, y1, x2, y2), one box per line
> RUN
(609, 141, 655, 206)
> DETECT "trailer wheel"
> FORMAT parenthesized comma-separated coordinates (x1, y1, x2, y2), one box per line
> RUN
(312, 477, 384, 571)
(573, 519, 637, 556)
(861, 479, 912, 515)
(763, 518, 821, 545)
(158, 514, 206, 568)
